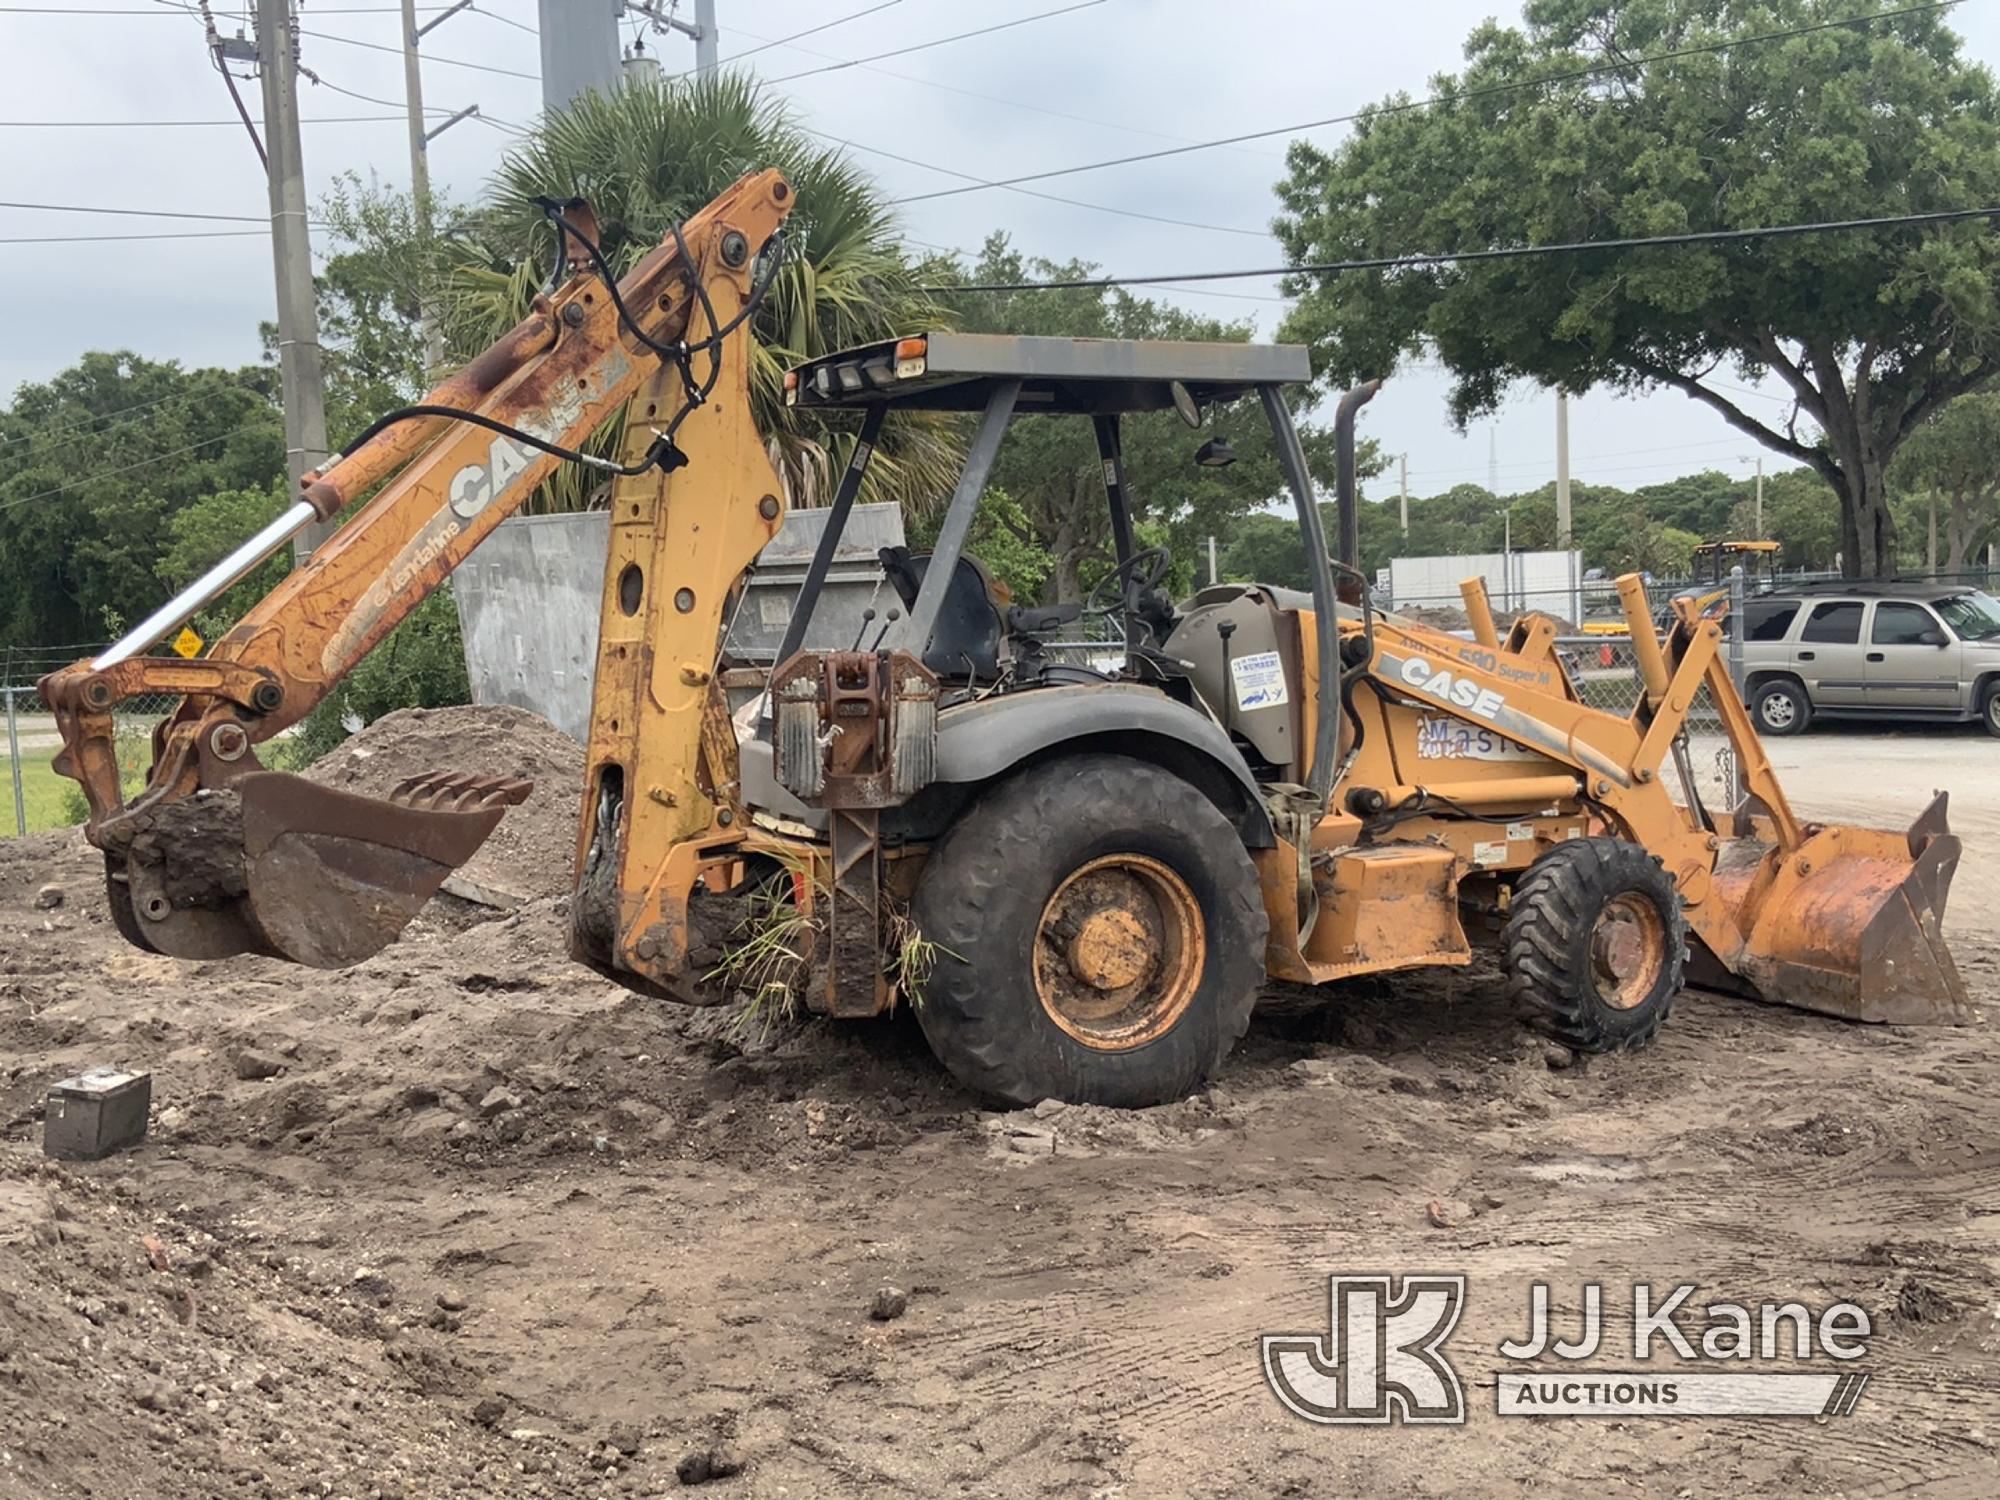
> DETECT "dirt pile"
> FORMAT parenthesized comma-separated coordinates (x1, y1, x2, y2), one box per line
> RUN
(307, 705, 585, 906)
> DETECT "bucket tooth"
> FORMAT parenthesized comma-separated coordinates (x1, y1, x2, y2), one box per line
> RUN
(388, 770, 533, 814)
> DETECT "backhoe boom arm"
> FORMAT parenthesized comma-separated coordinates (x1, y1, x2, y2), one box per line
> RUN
(37, 169, 794, 968)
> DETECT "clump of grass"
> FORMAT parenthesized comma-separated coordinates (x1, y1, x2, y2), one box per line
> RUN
(708, 857, 823, 1043)
(884, 904, 961, 1013)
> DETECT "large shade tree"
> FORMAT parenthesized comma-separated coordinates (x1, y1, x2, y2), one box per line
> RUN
(1276, 0, 2000, 577)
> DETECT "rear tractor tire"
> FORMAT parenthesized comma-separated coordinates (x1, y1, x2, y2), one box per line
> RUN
(1503, 837, 1687, 1055)
(909, 755, 1267, 1108)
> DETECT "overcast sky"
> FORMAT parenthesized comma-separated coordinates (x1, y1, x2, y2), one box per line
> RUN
(6, 0, 2000, 498)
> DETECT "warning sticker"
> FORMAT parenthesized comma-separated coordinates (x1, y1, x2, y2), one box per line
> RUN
(1473, 840, 1509, 867)
(1506, 821, 1534, 842)
(1230, 650, 1289, 711)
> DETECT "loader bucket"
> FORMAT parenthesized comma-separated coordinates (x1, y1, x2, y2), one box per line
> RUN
(113, 770, 530, 969)
(1711, 792, 1971, 1025)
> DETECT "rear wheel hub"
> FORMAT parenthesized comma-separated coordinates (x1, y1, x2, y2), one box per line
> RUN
(1034, 854, 1202, 1052)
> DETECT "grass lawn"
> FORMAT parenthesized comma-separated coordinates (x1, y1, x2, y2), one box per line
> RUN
(2, 745, 86, 836)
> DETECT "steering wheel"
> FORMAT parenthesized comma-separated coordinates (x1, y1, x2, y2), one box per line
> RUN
(1084, 546, 1173, 617)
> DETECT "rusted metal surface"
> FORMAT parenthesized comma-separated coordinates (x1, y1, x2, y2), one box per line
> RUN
(1032, 854, 1203, 1051)
(1724, 815, 1970, 1025)
(824, 807, 886, 1017)
(1591, 894, 1668, 1011)
(770, 649, 939, 811)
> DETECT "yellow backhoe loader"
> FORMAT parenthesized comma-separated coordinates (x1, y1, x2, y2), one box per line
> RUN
(40, 170, 1970, 1108)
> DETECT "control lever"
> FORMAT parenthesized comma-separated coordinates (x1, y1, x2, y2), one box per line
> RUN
(850, 607, 876, 651)
(869, 607, 901, 652)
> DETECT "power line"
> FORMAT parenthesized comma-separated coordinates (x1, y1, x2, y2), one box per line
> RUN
(299, 26, 539, 80)
(766, 0, 1107, 84)
(925, 206, 2000, 294)
(297, 70, 484, 125)
(0, 387, 221, 449)
(893, 0, 1965, 205)
(714, 0, 904, 66)
(829, 133, 1270, 239)
(0, 114, 406, 127)
(0, 3, 457, 10)
(0, 434, 254, 516)
(0, 229, 266, 244)
(0, 199, 269, 223)
(1407, 435, 1755, 484)
(732, 21, 1281, 161)
(467, 3, 536, 36)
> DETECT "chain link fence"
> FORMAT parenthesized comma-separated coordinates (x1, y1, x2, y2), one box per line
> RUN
(3, 644, 179, 839)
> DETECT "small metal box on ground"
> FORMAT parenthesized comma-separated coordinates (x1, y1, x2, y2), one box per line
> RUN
(44, 1068, 152, 1160)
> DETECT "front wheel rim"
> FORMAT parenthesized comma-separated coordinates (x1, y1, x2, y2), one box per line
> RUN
(1762, 694, 1795, 729)
(1033, 854, 1203, 1051)
(1587, 893, 1669, 1011)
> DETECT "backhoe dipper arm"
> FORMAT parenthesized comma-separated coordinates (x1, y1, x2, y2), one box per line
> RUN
(42, 170, 793, 835)
(36, 170, 793, 970)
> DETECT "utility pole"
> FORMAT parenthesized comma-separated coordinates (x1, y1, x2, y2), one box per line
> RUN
(631, 0, 719, 70)
(1398, 453, 1409, 537)
(539, 0, 621, 111)
(1555, 391, 1573, 550)
(1207, 535, 1219, 586)
(1755, 455, 1765, 540)
(400, 0, 477, 371)
(256, 0, 331, 560)
(691, 0, 719, 72)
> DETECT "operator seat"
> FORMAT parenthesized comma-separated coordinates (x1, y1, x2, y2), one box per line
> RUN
(877, 546, 1005, 681)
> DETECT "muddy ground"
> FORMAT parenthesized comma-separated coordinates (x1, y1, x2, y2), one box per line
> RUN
(1, 723, 1996, 1498)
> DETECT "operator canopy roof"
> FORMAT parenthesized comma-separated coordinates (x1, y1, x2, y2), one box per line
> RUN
(785, 332, 1312, 415)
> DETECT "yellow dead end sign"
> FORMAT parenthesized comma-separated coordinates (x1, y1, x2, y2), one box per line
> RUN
(170, 626, 204, 659)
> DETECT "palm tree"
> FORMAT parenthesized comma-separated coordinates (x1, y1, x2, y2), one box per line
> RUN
(442, 73, 957, 514)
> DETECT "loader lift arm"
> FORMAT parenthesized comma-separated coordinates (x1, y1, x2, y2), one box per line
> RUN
(38, 169, 795, 967)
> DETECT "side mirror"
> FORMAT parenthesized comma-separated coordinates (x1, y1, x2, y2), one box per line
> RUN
(1931, 632, 1951, 648)
(1194, 437, 1236, 469)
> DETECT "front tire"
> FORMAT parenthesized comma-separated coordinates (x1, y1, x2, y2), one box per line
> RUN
(1979, 681, 2000, 738)
(1503, 838, 1686, 1054)
(1752, 677, 1811, 736)
(910, 755, 1266, 1108)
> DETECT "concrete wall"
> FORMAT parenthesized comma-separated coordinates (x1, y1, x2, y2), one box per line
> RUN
(454, 512, 611, 742)
(455, 504, 907, 742)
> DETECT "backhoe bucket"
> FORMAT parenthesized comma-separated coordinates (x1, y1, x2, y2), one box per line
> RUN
(1708, 792, 1971, 1025)
(112, 770, 530, 969)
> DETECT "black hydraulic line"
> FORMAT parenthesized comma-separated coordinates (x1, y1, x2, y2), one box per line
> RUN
(1092, 413, 1139, 653)
(334, 403, 683, 478)
(770, 404, 888, 669)
(1261, 383, 1340, 811)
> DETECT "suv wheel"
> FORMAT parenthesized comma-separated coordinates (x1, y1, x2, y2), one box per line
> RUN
(1753, 678, 1810, 736)
(1980, 682, 2000, 738)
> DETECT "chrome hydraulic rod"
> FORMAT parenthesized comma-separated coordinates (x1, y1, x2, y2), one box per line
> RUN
(95, 500, 320, 668)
